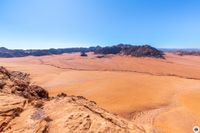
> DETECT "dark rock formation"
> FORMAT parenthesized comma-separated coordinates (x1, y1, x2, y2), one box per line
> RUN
(94, 44, 164, 58)
(80, 51, 88, 57)
(96, 55, 106, 58)
(57, 92, 67, 97)
(94, 46, 122, 54)
(121, 45, 164, 58)
(0, 81, 6, 89)
(23, 85, 49, 99)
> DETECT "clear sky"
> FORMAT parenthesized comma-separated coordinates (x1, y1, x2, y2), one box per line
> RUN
(0, 0, 200, 49)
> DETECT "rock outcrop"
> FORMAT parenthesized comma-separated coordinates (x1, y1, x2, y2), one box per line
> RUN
(80, 51, 88, 57)
(120, 45, 164, 58)
(0, 66, 48, 100)
(94, 44, 164, 58)
(94, 46, 122, 55)
(0, 66, 158, 133)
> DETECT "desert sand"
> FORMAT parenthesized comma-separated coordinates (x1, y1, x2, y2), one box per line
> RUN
(1, 67, 147, 133)
(0, 52, 200, 133)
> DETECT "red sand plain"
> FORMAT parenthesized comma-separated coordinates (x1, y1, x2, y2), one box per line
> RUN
(0, 52, 200, 133)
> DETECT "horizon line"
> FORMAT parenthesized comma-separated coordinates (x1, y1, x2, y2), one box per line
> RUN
(1, 45, 200, 50)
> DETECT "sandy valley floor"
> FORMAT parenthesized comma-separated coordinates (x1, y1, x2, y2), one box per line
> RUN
(0, 52, 200, 133)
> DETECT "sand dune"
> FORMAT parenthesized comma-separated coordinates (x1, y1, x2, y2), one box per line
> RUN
(0, 53, 200, 133)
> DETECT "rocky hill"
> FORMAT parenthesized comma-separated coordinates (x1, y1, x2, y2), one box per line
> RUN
(0, 66, 158, 133)
(94, 45, 164, 58)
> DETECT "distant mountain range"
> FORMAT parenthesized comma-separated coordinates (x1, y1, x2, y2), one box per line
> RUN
(159, 48, 200, 52)
(159, 48, 200, 56)
(0, 47, 96, 57)
(0, 44, 165, 58)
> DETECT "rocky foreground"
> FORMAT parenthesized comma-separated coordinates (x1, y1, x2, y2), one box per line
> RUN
(0, 66, 158, 133)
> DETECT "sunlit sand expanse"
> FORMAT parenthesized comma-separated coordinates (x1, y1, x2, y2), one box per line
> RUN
(0, 52, 200, 133)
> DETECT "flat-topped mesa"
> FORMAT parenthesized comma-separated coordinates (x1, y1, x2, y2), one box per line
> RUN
(94, 44, 165, 58)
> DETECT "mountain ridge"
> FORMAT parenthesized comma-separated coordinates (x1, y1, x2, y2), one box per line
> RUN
(0, 44, 164, 58)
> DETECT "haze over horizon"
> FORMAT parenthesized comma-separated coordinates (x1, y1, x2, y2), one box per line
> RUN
(1, 0, 200, 49)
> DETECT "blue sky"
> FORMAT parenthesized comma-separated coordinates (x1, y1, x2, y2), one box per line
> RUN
(0, 0, 200, 49)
